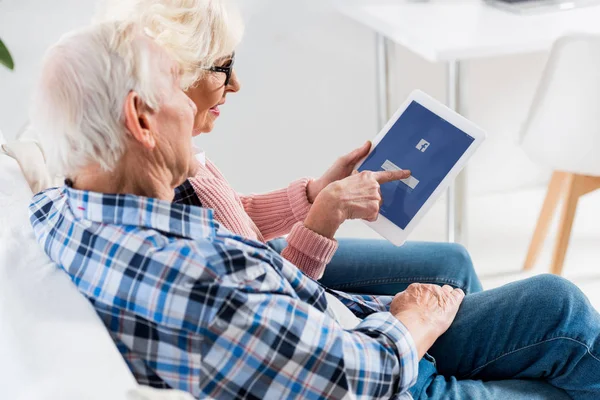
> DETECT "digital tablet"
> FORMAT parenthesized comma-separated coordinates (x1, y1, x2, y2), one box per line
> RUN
(355, 90, 487, 246)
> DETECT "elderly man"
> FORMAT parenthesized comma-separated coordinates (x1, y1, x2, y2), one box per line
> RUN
(29, 21, 600, 400)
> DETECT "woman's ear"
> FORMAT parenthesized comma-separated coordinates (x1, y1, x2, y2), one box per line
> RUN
(123, 91, 156, 149)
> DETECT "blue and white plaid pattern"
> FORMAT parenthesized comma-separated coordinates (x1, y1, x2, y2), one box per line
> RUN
(30, 185, 418, 399)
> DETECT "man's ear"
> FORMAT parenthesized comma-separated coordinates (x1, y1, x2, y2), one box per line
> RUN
(124, 91, 156, 149)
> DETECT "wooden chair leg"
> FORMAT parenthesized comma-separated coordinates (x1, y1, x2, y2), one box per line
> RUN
(550, 174, 600, 275)
(551, 174, 583, 275)
(523, 171, 567, 271)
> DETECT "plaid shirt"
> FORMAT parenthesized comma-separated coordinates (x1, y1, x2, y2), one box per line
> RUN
(30, 182, 418, 399)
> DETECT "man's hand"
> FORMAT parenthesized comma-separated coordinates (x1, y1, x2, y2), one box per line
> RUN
(306, 141, 372, 203)
(303, 169, 411, 238)
(390, 284, 465, 359)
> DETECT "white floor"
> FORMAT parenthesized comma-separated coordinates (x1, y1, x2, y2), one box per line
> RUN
(335, 186, 600, 311)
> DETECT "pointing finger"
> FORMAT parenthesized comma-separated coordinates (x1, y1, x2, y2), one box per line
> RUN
(373, 169, 412, 184)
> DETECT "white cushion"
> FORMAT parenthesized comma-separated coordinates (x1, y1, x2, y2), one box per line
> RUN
(0, 144, 138, 399)
(1, 139, 62, 193)
(126, 387, 195, 400)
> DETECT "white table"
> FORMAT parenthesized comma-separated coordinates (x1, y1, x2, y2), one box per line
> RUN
(338, 0, 600, 245)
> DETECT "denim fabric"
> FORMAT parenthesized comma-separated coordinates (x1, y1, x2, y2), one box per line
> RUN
(268, 239, 483, 296)
(268, 239, 600, 399)
(409, 274, 599, 399)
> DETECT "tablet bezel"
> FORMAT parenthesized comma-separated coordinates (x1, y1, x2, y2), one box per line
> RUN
(354, 89, 487, 246)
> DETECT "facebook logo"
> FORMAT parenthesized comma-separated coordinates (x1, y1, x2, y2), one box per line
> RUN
(416, 139, 430, 152)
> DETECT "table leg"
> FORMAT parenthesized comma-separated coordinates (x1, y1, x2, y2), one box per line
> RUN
(375, 33, 388, 130)
(376, 39, 467, 244)
(447, 60, 468, 245)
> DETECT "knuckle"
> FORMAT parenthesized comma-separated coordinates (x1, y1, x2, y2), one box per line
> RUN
(329, 181, 342, 192)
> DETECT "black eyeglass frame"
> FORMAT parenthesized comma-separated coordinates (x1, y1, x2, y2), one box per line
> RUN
(206, 52, 235, 86)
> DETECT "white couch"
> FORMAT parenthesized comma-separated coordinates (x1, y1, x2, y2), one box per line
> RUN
(0, 131, 194, 400)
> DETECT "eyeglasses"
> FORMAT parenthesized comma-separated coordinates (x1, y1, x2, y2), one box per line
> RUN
(206, 52, 235, 86)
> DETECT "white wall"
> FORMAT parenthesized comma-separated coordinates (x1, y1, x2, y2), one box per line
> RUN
(0, 0, 551, 227)
(0, 0, 100, 137)
(203, 0, 381, 195)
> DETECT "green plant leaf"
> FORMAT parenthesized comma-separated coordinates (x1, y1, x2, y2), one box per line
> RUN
(0, 38, 14, 70)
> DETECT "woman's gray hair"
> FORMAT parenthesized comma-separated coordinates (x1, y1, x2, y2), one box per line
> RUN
(30, 21, 168, 176)
(98, 0, 244, 89)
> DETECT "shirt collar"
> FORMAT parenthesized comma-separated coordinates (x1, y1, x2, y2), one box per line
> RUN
(193, 145, 206, 167)
(65, 186, 218, 241)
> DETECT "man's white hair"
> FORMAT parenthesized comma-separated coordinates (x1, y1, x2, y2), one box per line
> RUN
(97, 0, 244, 89)
(31, 21, 168, 176)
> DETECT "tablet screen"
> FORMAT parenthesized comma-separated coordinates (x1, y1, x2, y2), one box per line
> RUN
(358, 101, 475, 229)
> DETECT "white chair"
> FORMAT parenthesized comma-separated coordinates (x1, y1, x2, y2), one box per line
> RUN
(520, 34, 600, 276)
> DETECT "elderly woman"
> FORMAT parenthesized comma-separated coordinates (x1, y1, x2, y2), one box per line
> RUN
(30, 15, 600, 400)
(96, 0, 483, 299)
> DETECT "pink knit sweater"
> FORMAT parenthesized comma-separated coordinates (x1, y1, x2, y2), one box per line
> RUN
(188, 158, 338, 279)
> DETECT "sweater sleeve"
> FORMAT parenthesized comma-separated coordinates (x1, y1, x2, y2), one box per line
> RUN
(281, 222, 338, 280)
(239, 178, 313, 241)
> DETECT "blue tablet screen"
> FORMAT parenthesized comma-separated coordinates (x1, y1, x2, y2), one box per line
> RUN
(358, 101, 475, 229)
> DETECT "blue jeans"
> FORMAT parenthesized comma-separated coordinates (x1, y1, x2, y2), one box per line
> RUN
(268, 239, 599, 398)
(268, 239, 483, 296)
(410, 274, 600, 399)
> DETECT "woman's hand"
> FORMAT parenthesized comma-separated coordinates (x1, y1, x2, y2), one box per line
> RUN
(306, 141, 372, 203)
(391, 284, 465, 359)
(303, 169, 411, 238)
